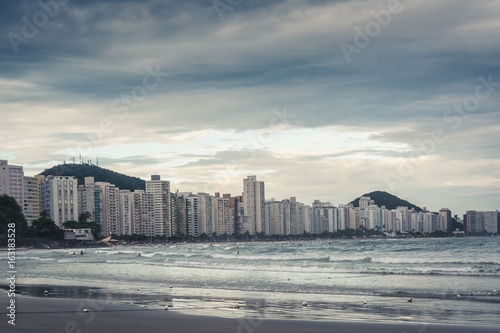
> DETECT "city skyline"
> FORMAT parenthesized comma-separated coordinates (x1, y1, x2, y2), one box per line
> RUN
(1, 0, 500, 219)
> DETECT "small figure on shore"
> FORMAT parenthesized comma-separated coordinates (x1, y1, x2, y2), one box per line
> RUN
(80, 250, 84, 255)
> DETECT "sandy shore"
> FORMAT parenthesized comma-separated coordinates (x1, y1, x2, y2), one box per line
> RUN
(0, 292, 497, 333)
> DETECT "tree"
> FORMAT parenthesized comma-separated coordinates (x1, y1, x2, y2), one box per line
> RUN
(62, 220, 80, 229)
(0, 194, 29, 236)
(30, 217, 63, 239)
(78, 212, 92, 223)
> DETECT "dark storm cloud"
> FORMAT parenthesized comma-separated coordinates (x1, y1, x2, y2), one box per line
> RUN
(1, 0, 500, 215)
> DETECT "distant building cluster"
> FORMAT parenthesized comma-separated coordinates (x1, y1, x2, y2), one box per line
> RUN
(1, 160, 499, 237)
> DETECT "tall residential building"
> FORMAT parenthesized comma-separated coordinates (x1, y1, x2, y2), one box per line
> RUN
(288, 197, 298, 235)
(360, 205, 383, 230)
(439, 208, 452, 232)
(184, 193, 200, 237)
(348, 204, 357, 229)
(119, 190, 134, 235)
(265, 199, 283, 235)
(397, 206, 411, 232)
(95, 182, 121, 236)
(465, 210, 485, 234)
(197, 193, 214, 236)
(312, 200, 336, 234)
(214, 193, 231, 236)
(358, 196, 374, 209)
(170, 191, 187, 237)
(337, 204, 349, 232)
(224, 194, 243, 235)
(483, 211, 499, 234)
(296, 201, 310, 235)
(41, 176, 79, 227)
(77, 177, 103, 226)
(146, 175, 171, 236)
(23, 175, 44, 225)
(133, 190, 155, 236)
(242, 176, 265, 235)
(0, 160, 24, 207)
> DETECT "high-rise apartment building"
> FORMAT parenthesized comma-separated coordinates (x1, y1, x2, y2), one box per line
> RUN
(77, 177, 103, 226)
(265, 199, 283, 235)
(133, 190, 155, 236)
(95, 182, 121, 236)
(214, 193, 231, 236)
(0, 160, 24, 207)
(465, 210, 485, 234)
(119, 190, 134, 235)
(358, 196, 374, 209)
(170, 191, 187, 237)
(146, 175, 171, 236)
(242, 176, 265, 235)
(184, 193, 199, 237)
(224, 194, 243, 235)
(483, 211, 499, 234)
(41, 176, 79, 227)
(23, 175, 44, 225)
(197, 193, 214, 236)
(439, 208, 452, 232)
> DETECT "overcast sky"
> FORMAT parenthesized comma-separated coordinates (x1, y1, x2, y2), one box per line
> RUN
(1, 0, 499, 217)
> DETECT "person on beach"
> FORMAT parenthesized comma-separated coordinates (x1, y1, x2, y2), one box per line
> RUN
(80, 250, 83, 255)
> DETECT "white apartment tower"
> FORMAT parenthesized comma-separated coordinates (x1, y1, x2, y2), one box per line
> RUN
(133, 190, 155, 236)
(213, 193, 231, 236)
(0, 160, 24, 207)
(95, 182, 121, 236)
(23, 175, 44, 225)
(41, 176, 79, 227)
(119, 190, 134, 235)
(243, 175, 265, 235)
(77, 177, 103, 226)
(146, 175, 171, 236)
(197, 193, 214, 236)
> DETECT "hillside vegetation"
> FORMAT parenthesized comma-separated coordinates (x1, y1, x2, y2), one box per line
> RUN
(350, 191, 422, 211)
(40, 164, 145, 191)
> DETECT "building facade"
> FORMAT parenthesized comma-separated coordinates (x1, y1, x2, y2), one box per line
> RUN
(0, 160, 24, 207)
(41, 176, 79, 227)
(242, 176, 265, 235)
(146, 175, 171, 236)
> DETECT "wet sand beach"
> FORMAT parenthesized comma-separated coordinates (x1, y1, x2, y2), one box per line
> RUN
(1, 292, 498, 333)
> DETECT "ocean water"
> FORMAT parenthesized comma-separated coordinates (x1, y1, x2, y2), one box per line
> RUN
(2, 237, 500, 327)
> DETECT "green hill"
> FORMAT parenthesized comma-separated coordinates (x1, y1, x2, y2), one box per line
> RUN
(39, 164, 145, 191)
(350, 191, 422, 211)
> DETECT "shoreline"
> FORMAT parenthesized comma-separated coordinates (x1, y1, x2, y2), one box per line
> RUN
(1, 234, 497, 251)
(1, 292, 499, 333)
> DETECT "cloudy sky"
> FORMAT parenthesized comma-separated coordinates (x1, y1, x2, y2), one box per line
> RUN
(1, 0, 499, 216)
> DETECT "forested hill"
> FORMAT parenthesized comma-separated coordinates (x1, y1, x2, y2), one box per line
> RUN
(350, 191, 422, 211)
(40, 164, 145, 191)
